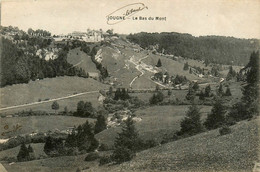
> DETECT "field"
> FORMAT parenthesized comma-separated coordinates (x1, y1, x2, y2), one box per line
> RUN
(0, 76, 109, 114)
(94, 117, 259, 172)
(0, 115, 94, 138)
(0, 143, 46, 160)
(96, 105, 212, 147)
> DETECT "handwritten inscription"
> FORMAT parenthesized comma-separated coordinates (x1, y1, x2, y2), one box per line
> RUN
(106, 3, 148, 25)
(1, 124, 22, 136)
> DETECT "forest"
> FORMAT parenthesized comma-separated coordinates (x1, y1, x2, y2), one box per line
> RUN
(127, 32, 259, 65)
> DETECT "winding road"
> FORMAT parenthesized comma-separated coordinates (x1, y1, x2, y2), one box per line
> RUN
(129, 55, 149, 87)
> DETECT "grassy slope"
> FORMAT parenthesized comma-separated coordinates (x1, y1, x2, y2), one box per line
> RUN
(0, 76, 109, 113)
(67, 48, 99, 73)
(98, 117, 259, 172)
(2, 117, 258, 172)
(2, 154, 95, 172)
(0, 143, 46, 160)
(101, 46, 141, 88)
(142, 53, 201, 81)
(96, 105, 212, 147)
(0, 115, 94, 138)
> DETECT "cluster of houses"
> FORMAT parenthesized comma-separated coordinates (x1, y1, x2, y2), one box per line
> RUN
(53, 29, 106, 42)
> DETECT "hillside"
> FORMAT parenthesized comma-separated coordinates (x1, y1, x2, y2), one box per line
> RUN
(95, 117, 259, 172)
(127, 32, 260, 65)
(96, 37, 210, 89)
(67, 48, 99, 74)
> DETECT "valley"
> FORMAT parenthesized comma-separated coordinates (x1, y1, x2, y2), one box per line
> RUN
(0, 25, 259, 172)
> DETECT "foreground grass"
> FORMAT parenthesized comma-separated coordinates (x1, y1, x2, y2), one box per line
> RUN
(97, 117, 259, 172)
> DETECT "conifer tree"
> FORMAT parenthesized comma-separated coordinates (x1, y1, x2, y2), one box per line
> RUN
(204, 98, 226, 130)
(179, 104, 203, 136)
(242, 51, 259, 117)
(112, 117, 140, 164)
(225, 86, 232, 96)
(156, 59, 162, 67)
(205, 85, 211, 97)
(17, 143, 29, 161)
(94, 115, 107, 134)
(217, 83, 224, 96)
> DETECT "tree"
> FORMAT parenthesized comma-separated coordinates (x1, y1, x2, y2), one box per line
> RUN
(226, 66, 236, 81)
(149, 91, 164, 105)
(108, 86, 113, 97)
(167, 89, 172, 96)
(17, 143, 29, 161)
(84, 102, 94, 117)
(156, 59, 162, 67)
(44, 136, 65, 156)
(225, 86, 232, 96)
(155, 85, 160, 91)
(217, 83, 224, 96)
(112, 117, 140, 164)
(64, 106, 69, 115)
(192, 82, 199, 91)
(114, 88, 121, 100)
(94, 115, 107, 134)
(189, 68, 192, 74)
(204, 98, 226, 130)
(44, 136, 54, 154)
(178, 104, 203, 136)
(106, 29, 114, 35)
(186, 83, 196, 102)
(27, 145, 36, 160)
(241, 51, 259, 117)
(65, 127, 77, 148)
(76, 101, 85, 116)
(204, 85, 211, 97)
(51, 101, 59, 113)
(199, 90, 205, 100)
(183, 62, 189, 70)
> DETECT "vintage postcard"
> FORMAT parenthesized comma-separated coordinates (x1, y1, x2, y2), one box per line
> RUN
(0, 0, 259, 171)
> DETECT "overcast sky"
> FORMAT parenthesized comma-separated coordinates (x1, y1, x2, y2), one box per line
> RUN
(1, 0, 260, 39)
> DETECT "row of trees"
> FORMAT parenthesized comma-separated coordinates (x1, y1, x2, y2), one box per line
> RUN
(17, 143, 35, 162)
(114, 88, 131, 101)
(74, 101, 95, 117)
(187, 82, 232, 102)
(44, 121, 99, 157)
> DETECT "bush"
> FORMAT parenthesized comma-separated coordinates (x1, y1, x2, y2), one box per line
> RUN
(85, 152, 100, 161)
(112, 147, 134, 164)
(98, 143, 109, 151)
(219, 126, 231, 135)
(99, 155, 112, 166)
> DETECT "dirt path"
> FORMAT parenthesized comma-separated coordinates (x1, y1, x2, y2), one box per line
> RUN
(129, 55, 149, 87)
(0, 91, 99, 111)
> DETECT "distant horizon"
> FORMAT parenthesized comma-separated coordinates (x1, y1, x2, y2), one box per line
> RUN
(1, 0, 260, 39)
(2, 24, 260, 40)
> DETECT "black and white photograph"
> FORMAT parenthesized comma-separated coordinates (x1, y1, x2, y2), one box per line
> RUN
(0, 0, 259, 171)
